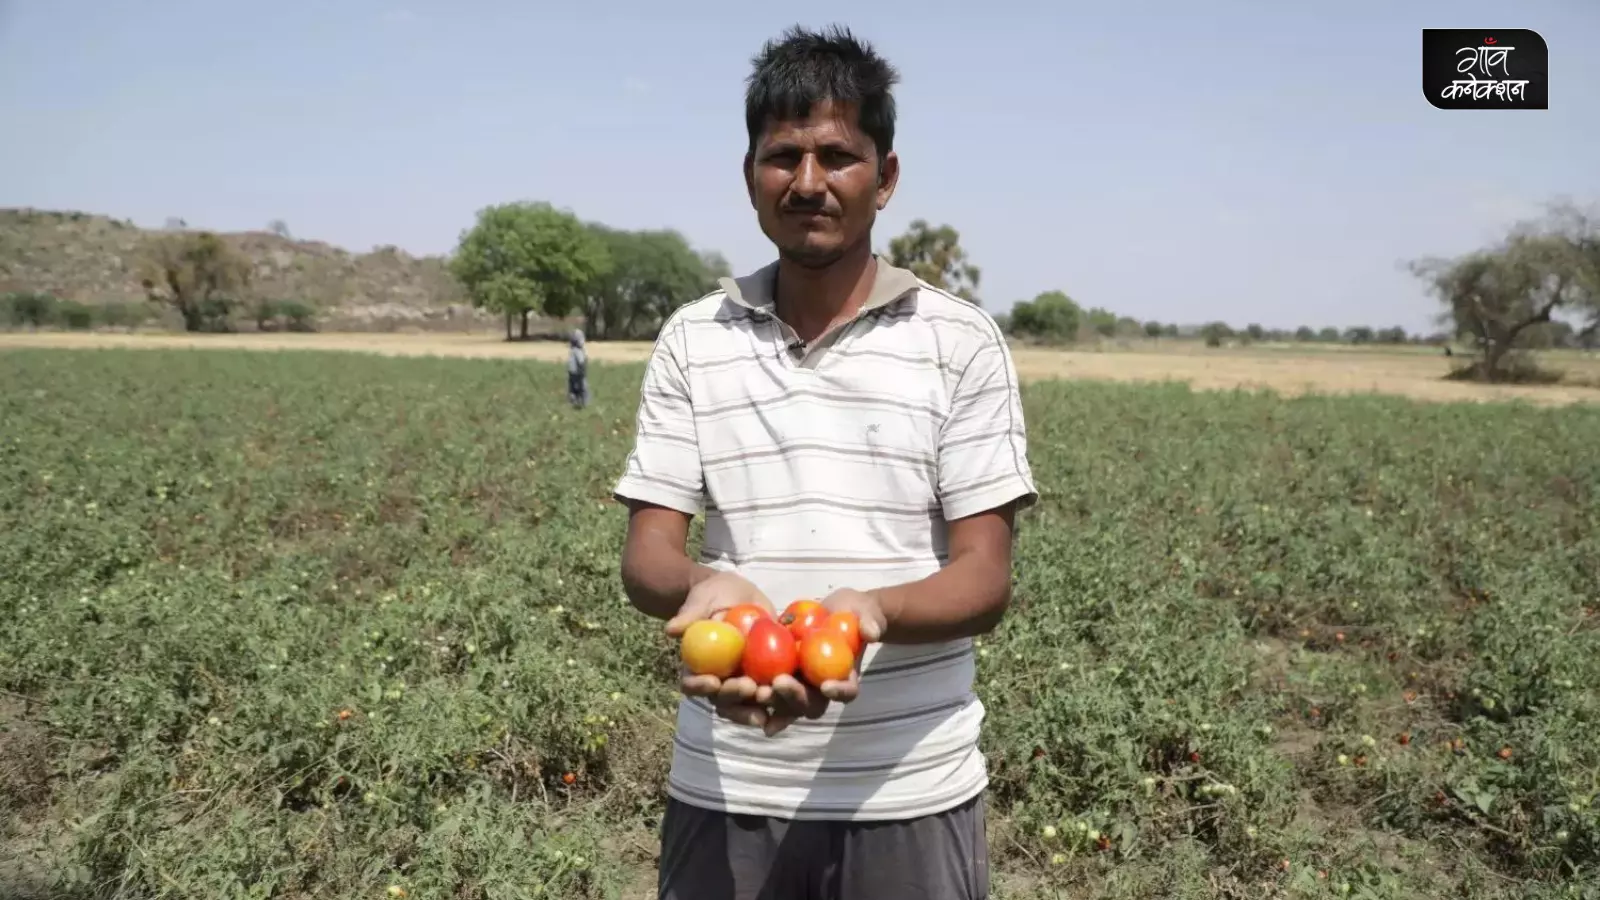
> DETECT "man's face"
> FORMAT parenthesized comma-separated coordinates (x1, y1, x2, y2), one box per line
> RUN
(745, 99, 899, 269)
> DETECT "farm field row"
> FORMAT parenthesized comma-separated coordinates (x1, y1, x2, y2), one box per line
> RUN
(0, 347, 1597, 898)
(3, 330, 1598, 407)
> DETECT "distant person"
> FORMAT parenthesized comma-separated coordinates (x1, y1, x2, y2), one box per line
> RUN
(567, 328, 589, 408)
(612, 24, 1035, 900)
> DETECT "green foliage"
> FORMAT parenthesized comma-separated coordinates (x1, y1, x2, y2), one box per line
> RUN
(1411, 202, 1600, 381)
(886, 220, 982, 305)
(1009, 290, 1082, 343)
(5, 291, 60, 328)
(140, 231, 252, 333)
(450, 202, 611, 340)
(583, 226, 723, 340)
(2, 350, 1598, 897)
(251, 299, 318, 332)
(1086, 306, 1118, 338)
(97, 301, 154, 331)
(55, 300, 93, 330)
(1202, 321, 1234, 347)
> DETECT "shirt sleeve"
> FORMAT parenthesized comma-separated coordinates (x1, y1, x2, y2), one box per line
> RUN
(613, 317, 705, 515)
(937, 327, 1038, 521)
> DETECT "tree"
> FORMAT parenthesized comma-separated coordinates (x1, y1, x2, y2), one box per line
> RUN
(886, 220, 981, 304)
(584, 226, 724, 340)
(1317, 326, 1340, 342)
(1200, 321, 1233, 347)
(1294, 326, 1315, 341)
(1245, 323, 1265, 342)
(140, 231, 251, 332)
(1008, 290, 1081, 343)
(1143, 320, 1164, 340)
(450, 201, 612, 340)
(1344, 326, 1375, 345)
(1376, 326, 1408, 344)
(1410, 201, 1600, 380)
(268, 219, 292, 239)
(1084, 307, 1118, 338)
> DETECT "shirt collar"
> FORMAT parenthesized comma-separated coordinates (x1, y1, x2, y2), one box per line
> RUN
(717, 255, 922, 313)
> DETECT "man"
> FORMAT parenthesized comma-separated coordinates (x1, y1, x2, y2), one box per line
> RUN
(567, 327, 589, 408)
(613, 24, 1036, 900)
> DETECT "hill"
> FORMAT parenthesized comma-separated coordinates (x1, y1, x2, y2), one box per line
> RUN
(0, 208, 490, 330)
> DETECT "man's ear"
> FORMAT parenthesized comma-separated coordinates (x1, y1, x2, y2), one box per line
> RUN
(875, 150, 900, 210)
(743, 151, 756, 208)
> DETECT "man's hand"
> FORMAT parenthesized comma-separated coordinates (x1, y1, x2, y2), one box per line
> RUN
(762, 588, 888, 736)
(666, 571, 778, 729)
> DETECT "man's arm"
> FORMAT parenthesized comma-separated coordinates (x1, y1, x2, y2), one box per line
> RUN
(612, 316, 711, 619)
(620, 501, 721, 620)
(868, 502, 1018, 643)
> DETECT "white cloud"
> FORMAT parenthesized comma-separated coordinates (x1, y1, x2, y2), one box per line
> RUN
(623, 77, 652, 95)
(381, 9, 421, 25)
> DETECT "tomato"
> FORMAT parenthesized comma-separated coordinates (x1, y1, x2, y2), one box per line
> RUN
(680, 619, 745, 678)
(818, 610, 863, 656)
(720, 603, 772, 637)
(780, 599, 826, 641)
(741, 618, 798, 685)
(798, 631, 855, 686)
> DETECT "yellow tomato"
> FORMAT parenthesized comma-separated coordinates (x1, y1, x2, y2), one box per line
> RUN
(681, 620, 745, 678)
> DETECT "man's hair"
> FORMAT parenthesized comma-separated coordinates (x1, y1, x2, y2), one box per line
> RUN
(744, 25, 900, 160)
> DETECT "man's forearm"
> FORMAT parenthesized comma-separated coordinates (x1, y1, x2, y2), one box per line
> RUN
(867, 552, 1013, 644)
(621, 541, 719, 620)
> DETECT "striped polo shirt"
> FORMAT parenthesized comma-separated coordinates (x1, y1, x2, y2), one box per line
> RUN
(613, 256, 1037, 822)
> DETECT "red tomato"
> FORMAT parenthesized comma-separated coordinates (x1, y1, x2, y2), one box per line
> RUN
(780, 599, 826, 641)
(720, 603, 772, 637)
(818, 611, 863, 656)
(798, 631, 855, 686)
(741, 619, 798, 686)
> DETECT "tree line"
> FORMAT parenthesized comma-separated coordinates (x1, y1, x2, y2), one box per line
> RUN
(12, 197, 1595, 384)
(1001, 201, 1600, 379)
(448, 204, 988, 342)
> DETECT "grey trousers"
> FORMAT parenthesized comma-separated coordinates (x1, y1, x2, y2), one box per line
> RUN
(657, 793, 989, 900)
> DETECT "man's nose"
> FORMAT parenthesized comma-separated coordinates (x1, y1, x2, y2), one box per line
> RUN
(792, 154, 826, 196)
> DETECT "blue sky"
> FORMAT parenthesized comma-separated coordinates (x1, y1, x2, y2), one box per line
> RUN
(1, 1, 1594, 332)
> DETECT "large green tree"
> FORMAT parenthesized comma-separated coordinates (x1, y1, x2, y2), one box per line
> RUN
(450, 202, 611, 340)
(1410, 201, 1600, 380)
(1008, 290, 1082, 342)
(885, 220, 982, 305)
(583, 227, 728, 340)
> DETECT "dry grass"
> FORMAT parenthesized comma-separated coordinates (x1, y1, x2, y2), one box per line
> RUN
(3, 331, 1598, 407)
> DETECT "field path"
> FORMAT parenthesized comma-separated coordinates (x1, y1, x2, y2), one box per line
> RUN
(3, 330, 1597, 407)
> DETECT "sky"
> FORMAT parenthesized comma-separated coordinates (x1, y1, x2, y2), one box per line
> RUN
(1, 1, 1595, 333)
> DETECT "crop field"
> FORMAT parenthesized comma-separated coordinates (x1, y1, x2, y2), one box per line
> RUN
(2, 346, 1598, 899)
(3, 331, 1600, 408)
